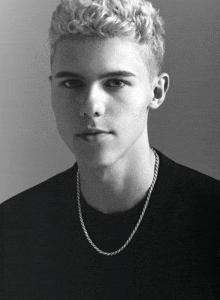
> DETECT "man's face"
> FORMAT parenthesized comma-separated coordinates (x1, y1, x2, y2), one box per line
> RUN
(51, 37, 155, 168)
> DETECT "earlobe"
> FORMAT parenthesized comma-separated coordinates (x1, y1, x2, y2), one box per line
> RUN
(149, 73, 169, 109)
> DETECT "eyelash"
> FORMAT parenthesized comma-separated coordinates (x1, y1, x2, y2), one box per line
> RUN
(105, 79, 126, 88)
(59, 79, 127, 90)
(60, 80, 84, 89)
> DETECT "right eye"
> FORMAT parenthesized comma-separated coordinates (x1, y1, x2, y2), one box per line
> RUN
(60, 79, 84, 89)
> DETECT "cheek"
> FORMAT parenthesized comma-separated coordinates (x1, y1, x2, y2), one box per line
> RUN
(111, 96, 149, 132)
(114, 90, 149, 117)
(52, 89, 76, 116)
(51, 92, 79, 130)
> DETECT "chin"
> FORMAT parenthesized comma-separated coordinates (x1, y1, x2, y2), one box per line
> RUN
(76, 150, 118, 169)
(86, 156, 115, 169)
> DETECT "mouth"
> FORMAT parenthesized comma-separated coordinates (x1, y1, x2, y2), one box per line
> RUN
(76, 130, 113, 142)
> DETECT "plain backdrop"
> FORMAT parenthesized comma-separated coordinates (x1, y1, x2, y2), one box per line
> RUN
(1, 0, 220, 203)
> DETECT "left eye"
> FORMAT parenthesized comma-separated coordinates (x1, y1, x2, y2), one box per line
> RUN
(105, 79, 125, 88)
(61, 80, 84, 89)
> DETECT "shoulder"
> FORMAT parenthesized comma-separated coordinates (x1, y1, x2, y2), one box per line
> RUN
(155, 149, 220, 243)
(155, 149, 220, 226)
(156, 149, 220, 199)
(1, 164, 78, 226)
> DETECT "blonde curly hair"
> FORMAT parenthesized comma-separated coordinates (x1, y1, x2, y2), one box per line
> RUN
(49, 0, 165, 76)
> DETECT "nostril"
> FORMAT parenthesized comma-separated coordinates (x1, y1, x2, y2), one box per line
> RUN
(80, 111, 100, 118)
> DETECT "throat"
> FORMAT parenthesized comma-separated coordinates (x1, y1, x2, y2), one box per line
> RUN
(77, 148, 158, 214)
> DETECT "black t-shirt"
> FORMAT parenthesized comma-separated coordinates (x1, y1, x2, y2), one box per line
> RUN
(1, 150, 220, 299)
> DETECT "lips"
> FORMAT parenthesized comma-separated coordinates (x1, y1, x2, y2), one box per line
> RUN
(77, 129, 113, 142)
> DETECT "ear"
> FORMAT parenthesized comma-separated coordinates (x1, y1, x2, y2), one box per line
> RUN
(149, 73, 169, 109)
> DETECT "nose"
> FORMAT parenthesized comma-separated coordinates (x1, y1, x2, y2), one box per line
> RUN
(80, 84, 106, 118)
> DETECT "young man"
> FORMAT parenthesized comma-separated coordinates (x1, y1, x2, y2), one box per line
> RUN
(1, 0, 220, 299)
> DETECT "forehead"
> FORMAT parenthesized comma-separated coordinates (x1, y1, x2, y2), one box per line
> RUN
(51, 36, 150, 77)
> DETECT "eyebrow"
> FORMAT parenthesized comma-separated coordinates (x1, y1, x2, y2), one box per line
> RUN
(54, 71, 136, 80)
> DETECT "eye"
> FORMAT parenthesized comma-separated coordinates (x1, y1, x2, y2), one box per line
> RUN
(60, 79, 84, 89)
(105, 79, 126, 88)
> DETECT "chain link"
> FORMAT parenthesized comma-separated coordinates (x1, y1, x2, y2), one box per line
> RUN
(77, 148, 159, 256)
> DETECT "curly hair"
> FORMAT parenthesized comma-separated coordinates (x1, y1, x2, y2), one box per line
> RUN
(49, 0, 165, 76)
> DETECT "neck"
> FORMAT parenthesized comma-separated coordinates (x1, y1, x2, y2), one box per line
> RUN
(77, 145, 156, 214)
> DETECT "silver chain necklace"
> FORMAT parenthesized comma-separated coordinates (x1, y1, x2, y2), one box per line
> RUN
(77, 148, 159, 256)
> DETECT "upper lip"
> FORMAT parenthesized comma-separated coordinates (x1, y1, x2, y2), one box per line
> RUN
(77, 129, 112, 136)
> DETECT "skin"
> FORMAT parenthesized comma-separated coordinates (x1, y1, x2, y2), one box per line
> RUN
(50, 36, 169, 214)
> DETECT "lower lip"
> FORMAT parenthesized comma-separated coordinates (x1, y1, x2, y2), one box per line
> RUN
(78, 133, 112, 143)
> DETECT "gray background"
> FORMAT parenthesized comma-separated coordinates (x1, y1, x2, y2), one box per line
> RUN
(1, 0, 220, 203)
